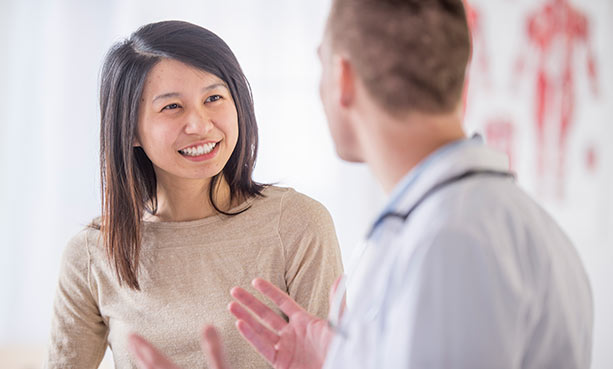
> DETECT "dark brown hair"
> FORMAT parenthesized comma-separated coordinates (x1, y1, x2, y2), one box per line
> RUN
(98, 20, 265, 290)
(327, 0, 471, 115)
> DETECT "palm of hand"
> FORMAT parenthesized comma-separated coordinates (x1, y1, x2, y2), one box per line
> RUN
(128, 278, 339, 369)
(275, 311, 331, 369)
(230, 279, 334, 369)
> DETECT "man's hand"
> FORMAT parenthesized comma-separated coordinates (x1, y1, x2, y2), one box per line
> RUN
(229, 278, 334, 369)
(201, 325, 230, 369)
(128, 277, 342, 369)
(128, 326, 231, 369)
(128, 333, 181, 369)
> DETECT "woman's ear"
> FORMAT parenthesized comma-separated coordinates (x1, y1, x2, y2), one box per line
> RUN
(133, 136, 141, 147)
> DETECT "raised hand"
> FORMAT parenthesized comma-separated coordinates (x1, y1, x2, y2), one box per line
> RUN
(229, 278, 334, 369)
(128, 277, 342, 369)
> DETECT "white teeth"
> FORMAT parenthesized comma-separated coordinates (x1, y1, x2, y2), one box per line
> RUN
(180, 142, 217, 157)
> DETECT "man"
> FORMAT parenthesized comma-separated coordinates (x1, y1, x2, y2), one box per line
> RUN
(129, 0, 593, 368)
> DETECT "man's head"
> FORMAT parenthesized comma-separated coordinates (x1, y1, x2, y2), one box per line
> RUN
(319, 0, 471, 161)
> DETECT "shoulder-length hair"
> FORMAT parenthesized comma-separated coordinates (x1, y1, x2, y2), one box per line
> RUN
(98, 20, 265, 290)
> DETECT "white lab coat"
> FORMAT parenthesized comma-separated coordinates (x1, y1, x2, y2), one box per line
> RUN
(324, 136, 593, 369)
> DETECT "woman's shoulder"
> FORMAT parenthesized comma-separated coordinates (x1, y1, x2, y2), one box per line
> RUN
(63, 219, 103, 258)
(59, 219, 103, 273)
(257, 186, 330, 217)
(253, 186, 334, 229)
(262, 187, 341, 272)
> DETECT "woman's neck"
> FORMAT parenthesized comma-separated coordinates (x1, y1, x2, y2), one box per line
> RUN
(146, 174, 232, 222)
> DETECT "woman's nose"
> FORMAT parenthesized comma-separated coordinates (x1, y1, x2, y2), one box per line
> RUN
(184, 108, 214, 135)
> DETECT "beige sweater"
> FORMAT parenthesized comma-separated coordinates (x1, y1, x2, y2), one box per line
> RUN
(45, 187, 343, 369)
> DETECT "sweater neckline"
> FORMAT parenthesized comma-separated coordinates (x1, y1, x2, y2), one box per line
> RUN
(141, 195, 255, 230)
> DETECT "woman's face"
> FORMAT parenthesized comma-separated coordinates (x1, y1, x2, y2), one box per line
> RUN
(136, 58, 239, 183)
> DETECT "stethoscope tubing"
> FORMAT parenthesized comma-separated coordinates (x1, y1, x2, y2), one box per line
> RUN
(327, 169, 515, 337)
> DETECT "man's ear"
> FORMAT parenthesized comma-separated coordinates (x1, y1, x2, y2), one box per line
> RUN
(334, 55, 355, 108)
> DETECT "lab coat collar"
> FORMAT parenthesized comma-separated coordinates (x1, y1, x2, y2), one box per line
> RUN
(369, 134, 510, 239)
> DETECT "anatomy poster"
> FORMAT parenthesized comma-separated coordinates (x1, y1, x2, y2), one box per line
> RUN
(463, 0, 611, 246)
(462, 4, 612, 366)
(462, 3, 613, 366)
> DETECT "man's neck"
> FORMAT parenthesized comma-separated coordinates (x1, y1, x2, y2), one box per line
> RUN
(357, 107, 466, 194)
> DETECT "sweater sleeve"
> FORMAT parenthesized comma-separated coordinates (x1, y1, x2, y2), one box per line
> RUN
(278, 189, 344, 319)
(44, 228, 108, 369)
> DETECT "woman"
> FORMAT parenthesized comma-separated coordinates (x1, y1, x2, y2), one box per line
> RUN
(45, 20, 343, 369)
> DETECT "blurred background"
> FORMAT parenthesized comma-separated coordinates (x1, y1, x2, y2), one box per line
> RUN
(0, 0, 610, 368)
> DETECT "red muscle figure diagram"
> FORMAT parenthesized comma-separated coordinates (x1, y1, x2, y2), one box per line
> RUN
(463, 1, 491, 113)
(464, 1, 516, 169)
(486, 117, 515, 170)
(466, 3, 491, 90)
(515, 0, 599, 198)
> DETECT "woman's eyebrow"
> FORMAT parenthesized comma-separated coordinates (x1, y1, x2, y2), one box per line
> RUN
(202, 82, 227, 93)
(152, 83, 228, 103)
(152, 92, 181, 103)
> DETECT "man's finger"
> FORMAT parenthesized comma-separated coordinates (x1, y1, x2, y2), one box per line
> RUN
(201, 325, 231, 369)
(228, 301, 280, 344)
(328, 274, 347, 320)
(230, 286, 287, 331)
(235, 319, 278, 364)
(128, 333, 181, 369)
(329, 274, 344, 306)
(252, 278, 304, 318)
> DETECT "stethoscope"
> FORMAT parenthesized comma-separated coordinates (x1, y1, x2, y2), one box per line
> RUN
(327, 168, 515, 338)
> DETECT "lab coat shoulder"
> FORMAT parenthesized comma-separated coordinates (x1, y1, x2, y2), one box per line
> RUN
(405, 176, 553, 284)
(383, 202, 532, 368)
(382, 178, 592, 368)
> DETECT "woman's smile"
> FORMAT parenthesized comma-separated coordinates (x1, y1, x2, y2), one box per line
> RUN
(178, 140, 222, 161)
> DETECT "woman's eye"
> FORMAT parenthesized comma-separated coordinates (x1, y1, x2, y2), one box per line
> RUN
(205, 95, 222, 103)
(162, 103, 180, 111)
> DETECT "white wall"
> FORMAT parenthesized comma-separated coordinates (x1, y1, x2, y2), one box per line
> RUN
(0, 0, 610, 368)
(464, 1, 613, 368)
(0, 0, 383, 362)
